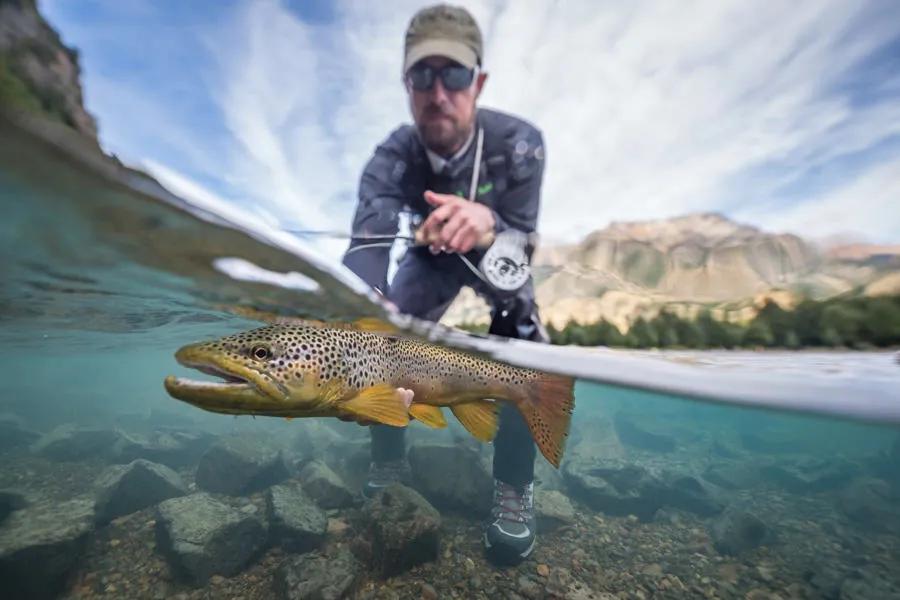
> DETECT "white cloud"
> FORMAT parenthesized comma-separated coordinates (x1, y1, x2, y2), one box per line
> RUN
(67, 0, 900, 254)
(741, 159, 900, 243)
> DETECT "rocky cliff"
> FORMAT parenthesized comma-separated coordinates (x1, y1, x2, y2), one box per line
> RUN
(442, 213, 899, 331)
(0, 0, 97, 142)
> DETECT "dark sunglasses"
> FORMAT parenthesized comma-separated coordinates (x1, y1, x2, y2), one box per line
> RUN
(406, 63, 476, 92)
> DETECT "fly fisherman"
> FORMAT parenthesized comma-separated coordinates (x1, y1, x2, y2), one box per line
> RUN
(342, 4, 547, 566)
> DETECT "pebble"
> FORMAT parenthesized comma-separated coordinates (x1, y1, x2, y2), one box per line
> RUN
(210, 575, 226, 585)
(327, 518, 349, 535)
(518, 575, 542, 599)
(421, 582, 438, 600)
(464, 557, 475, 571)
(536, 564, 550, 577)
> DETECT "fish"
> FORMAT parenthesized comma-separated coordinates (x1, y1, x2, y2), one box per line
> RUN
(164, 321, 576, 467)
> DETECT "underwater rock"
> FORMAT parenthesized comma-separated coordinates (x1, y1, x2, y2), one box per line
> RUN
(702, 461, 764, 490)
(867, 435, 900, 492)
(565, 455, 722, 520)
(155, 492, 266, 585)
(266, 480, 326, 553)
(111, 429, 212, 467)
(274, 547, 364, 600)
(566, 417, 627, 460)
(534, 456, 565, 491)
(298, 460, 354, 509)
(0, 489, 28, 524)
(327, 438, 370, 489)
(761, 458, 856, 494)
(291, 420, 345, 459)
(839, 570, 900, 600)
(31, 424, 121, 461)
(563, 457, 658, 519)
(613, 414, 676, 453)
(0, 416, 40, 452)
(653, 471, 725, 517)
(708, 507, 770, 555)
(837, 477, 900, 532)
(535, 489, 576, 531)
(364, 483, 441, 578)
(195, 433, 289, 495)
(93, 459, 188, 524)
(0, 497, 95, 599)
(408, 442, 493, 514)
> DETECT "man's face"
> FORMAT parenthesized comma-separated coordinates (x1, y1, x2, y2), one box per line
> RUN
(406, 56, 487, 156)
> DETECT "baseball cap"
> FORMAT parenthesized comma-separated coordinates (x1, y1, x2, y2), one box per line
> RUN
(403, 4, 483, 73)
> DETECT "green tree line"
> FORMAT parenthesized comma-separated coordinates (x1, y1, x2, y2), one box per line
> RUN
(545, 295, 900, 349)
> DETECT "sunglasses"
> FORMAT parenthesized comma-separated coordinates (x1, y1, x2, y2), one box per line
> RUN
(406, 63, 477, 92)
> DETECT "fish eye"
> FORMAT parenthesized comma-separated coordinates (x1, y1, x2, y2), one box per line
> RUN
(251, 345, 272, 360)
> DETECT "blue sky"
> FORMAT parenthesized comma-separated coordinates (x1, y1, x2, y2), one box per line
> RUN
(42, 0, 900, 253)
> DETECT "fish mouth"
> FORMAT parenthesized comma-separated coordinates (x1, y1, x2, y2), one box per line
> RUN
(164, 343, 292, 416)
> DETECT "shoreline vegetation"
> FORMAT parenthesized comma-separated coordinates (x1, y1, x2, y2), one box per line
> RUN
(460, 294, 900, 350)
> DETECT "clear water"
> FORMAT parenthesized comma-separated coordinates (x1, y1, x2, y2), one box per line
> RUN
(2, 117, 899, 599)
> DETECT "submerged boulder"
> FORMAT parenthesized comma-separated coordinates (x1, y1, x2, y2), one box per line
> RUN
(93, 459, 188, 524)
(0, 489, 28, 524)
(838, 478, 900, 532)
(653, 472, 724, 517)
(111, 429, 212, 467)
(31, 424, 121, 461)
(708, 507, 770, 555)
(195, 434, 289, 495)
(565, 457, 723, 521)
(274, 547, 364, 600)
(0, 417, 39, 453)
(702, 461, 764, 490)
(298, 460, 354, 509)
(409, 442, 493, 514)
(266, 480, 326, 553)
(535, 489, 576, 532)
(364, 483, 441, 578)
(155, 492, 266, 585)
(0, 497, 95, 599)
(613, 414, 676, 453)
(761, 458, 856, 494)
(564, 457, 658, 519)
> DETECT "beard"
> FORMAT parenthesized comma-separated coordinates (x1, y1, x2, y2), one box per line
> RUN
(416, 105, 471, 156)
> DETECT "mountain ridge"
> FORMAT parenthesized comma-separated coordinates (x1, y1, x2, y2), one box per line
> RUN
(442, 213, 899, 331)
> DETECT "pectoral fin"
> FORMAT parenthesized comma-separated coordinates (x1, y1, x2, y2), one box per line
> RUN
(450, 401, 499, 442)
(341, 384, 409, 427)
(409, 404, 447, 428)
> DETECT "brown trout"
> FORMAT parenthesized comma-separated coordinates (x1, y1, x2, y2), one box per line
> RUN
(164, 322, 575, 467)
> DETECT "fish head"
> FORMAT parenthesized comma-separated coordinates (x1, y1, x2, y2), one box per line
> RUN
(164, 325, 330, 416)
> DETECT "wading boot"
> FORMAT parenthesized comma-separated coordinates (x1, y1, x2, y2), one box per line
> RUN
(362, 459, 412, 499)
(483, 479, 536, 565)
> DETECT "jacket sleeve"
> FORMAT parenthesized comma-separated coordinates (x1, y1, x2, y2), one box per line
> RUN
(341, 137, 408, 293)
(491, 129, 545, 236)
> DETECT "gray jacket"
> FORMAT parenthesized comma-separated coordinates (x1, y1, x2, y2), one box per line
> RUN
(342, 107, 545, 297)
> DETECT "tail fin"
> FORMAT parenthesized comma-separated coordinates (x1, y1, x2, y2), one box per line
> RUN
(515, 373, 575, 468)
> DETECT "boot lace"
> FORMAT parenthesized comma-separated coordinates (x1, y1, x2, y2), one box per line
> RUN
(492, 480, 533, 524)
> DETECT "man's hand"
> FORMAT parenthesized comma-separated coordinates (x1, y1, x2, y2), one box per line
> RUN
(418, 191, 495, 254)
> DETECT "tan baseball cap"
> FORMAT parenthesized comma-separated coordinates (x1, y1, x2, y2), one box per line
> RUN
(404, 4, 483, 73)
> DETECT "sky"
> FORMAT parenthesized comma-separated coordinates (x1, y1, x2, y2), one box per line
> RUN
(42, 0, 900, 258)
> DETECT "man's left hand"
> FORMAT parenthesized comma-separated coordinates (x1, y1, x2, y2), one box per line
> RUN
(419, 191, 495, 254)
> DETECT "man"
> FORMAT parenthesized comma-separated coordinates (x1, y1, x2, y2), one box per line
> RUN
(342, 4, 547, 566)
